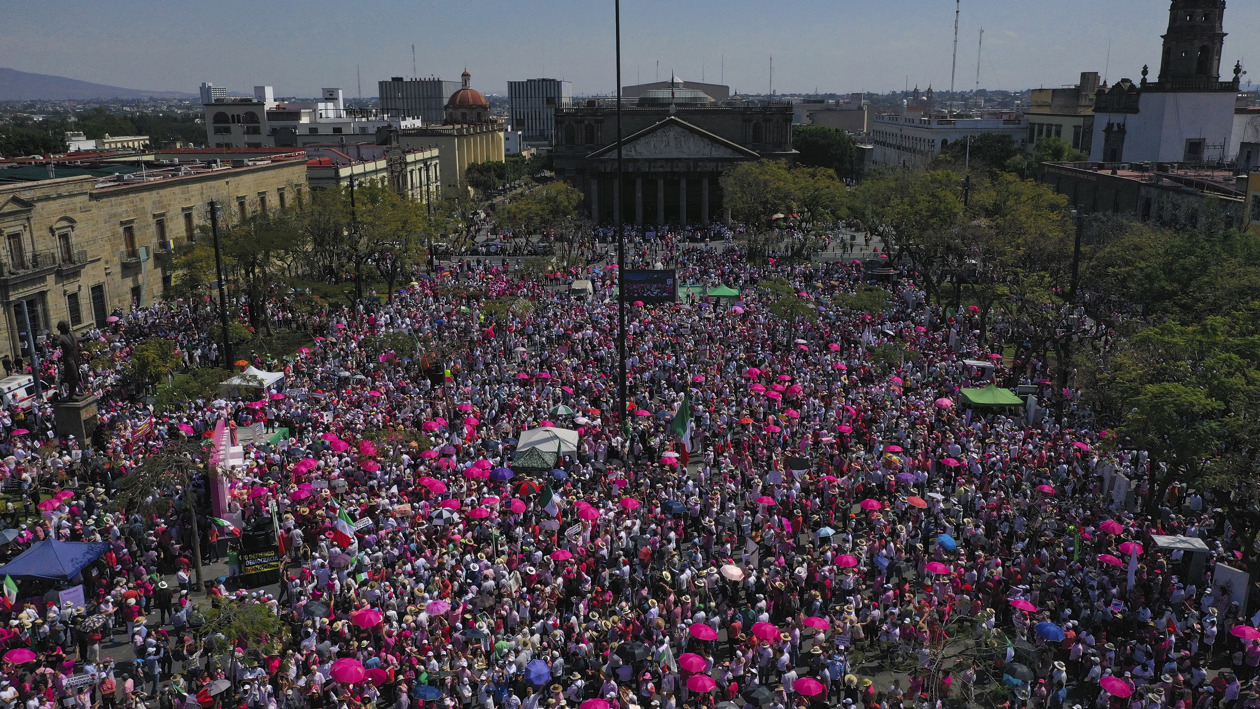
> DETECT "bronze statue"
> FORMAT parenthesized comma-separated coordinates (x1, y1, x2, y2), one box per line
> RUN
(54, 321, 82, 399)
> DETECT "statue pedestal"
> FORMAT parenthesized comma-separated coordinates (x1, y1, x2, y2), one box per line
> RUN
(54, 395, 99, 442)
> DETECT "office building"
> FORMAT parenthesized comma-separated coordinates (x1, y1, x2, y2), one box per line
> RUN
(1026, 72, 1100, 153)
(869, 87, 1027, 168)
(204, 85, 420, 149)
(794, 94, 868, 133)
(379, 76, 461, 124)
(199, 82, 227, 105)
(508, 78, 572, 146)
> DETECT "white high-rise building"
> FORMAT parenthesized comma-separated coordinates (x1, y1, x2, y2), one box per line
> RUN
(508, 78, 572, 146)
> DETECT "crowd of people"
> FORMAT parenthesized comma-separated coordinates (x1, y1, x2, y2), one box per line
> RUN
(0, 225, 1254, 709)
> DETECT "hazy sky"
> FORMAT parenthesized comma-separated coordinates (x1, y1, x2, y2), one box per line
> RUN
(5, 0, 1260, 97)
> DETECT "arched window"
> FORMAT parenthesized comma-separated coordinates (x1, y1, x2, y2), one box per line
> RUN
(242, 111, 260, 124)
(1196, 45, 1211, 75)
(212, 112, 230, 124)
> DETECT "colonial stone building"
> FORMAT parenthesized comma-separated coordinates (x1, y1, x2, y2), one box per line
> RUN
(396, 71, 505, 192)
(0, 154, 307, 357)
(551, 77, 795, 225)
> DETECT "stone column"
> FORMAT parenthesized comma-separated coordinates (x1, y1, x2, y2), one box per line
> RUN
(701, 175, 711, 226)
(635, 176, 644, 227)
(613, 177, 621, 224)
(679, 176, 688, 225)
(657, 177, 666, 226)
(589, 176, 600, 222)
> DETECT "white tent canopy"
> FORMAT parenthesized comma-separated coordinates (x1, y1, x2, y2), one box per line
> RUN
(515, 426, 580, 455)
(219, 366, 284, 396)
(1150, 535, 1211, 553)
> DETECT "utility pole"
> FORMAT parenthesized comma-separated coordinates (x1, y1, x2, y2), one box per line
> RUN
(208, 201, 233, 369)
(616, 0, 628, 436)
(950, 0, 960, 113)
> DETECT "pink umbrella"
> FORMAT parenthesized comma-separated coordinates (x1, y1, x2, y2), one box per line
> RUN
(3, 648, 36, 664)
(1010, 599, 1037, 612)
(828, 343, 841, 351)
(482, 495, 501, 505)
(794, 678, 825, 697)
(329, 440, 350, 452)
(941, 458, 961, 467)
(634, 409, 651, 417)
(421, 421, 440, 432)
(744, 367, 762, 379)
(321, 433, 340, 441)
(1073, 441, 1091, 452)
(464, 417, 480, 426)
(687, 675, 716, 693)
(1097, 554, 1123, 567)
(269, 392, 285, 401)
(884, 444, 903, 452)
(620, 498, 640, 510)
(469, 508, 491, 519)
(802, 617, 830, 631)
(550, 549, 573, 561)
(457, 403, 474, 412)
(578, 506, 600, 521)
(330, 658, 366, 684)
(1100, 520, 1124, 535)
(766, 391, 782, 400)
(688, 623, 718, 641)
(1232, 626, 1260, 640)
(37, 499, 59, 511)
(361, 460, 380, 473)
(749, 383, 767, 393)
(784, 409, 800, 419)
(837, 425, 852, 433)
(439, 499, 461, 510)
(516, 373, 531, 380)
(1119, 541, 1144, 555)
(934, 398, 953, 409)
(365, 668, 390, 687)
(10, 429, 29, 436)
(419, 449, 439, 459)
(1100, 677, 1133, 698)
(765, 425, 782, 433)
(925, 562, 951, 574)
(751, 622, 780, 642)
(633, 301, 644, 307)
(509, 499, 527, 514)
(359, 441, 377, 457)
(581, 701, 610, 709)
(290, 489, 312, 501)
(177, 423, 195, 435)
(538, 420, 556, 427)
(423, 479, 448, 494)
(678, 653, 708, 673)
(350, 608, 383, 628)
(473, 460, 493, 470)
(755, 496, 776, 505)
(692, 375, 705, 382)
(660, 456, 678, 466)
(859, 499, 882, 511)
(836, 554, 859, 568)
(426, 600, 450, 614)
(1037, 484, 1056, 494)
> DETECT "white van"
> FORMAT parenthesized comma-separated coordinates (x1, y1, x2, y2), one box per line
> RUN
(0, 375, 42, 411)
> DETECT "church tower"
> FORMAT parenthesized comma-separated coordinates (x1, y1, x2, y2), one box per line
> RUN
(1157, 0, 1227, 89)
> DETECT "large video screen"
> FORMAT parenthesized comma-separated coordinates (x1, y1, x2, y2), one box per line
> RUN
(622, 269, 677, 304)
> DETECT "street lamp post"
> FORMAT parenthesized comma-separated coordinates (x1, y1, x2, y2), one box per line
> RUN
(208, 201, 233, 369)
(615, 0, 628, 435)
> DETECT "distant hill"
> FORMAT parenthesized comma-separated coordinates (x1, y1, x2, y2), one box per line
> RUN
(0, 68, 196, 101)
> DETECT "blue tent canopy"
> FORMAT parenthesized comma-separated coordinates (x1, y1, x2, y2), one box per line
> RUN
(0, 540, 109, 580)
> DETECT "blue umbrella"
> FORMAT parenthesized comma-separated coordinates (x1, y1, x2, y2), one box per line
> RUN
(490, 467, 515, 482)
(937, 533, 957, 551)
(550, 469, 568, 481)
(415, 686, 444, 701)
(817, 526, 836, 538)
(661, 500, 686, 516)
(433, 318, 446, 325)
(525, 659, 551, 686)
(655, 410, 673, 420)
(1035, 622, 1066, 642)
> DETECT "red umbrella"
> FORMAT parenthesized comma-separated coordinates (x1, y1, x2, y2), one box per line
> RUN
(905, 496, 928, 508)
(836, 554, 859, 568)
(802, 617, 830, 631)
(794, 678, 825, 697)
(514, 481, 541, 496)
(687, 675, 717, 693)
(330, 658, 366, 684)
(1010, 599, 1037, 612)
(1100, 676, 1133, 698)
(1097, 554, 1123, 567)
(751, 622, 780, 642)
(678, 653, 708, 673)
(689, 623, 718, 641)
(859, 499, 882, 511)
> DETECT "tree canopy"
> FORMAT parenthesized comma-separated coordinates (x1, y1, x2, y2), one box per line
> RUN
(792, 126, 858, 178)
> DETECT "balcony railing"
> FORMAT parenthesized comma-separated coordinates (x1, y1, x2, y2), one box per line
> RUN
(0, 251, 57, 277)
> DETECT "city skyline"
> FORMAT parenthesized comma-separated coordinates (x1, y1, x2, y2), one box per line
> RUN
(4, 0, 1259, 99)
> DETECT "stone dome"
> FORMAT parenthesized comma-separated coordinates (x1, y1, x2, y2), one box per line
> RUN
(447, 70, 489, 109)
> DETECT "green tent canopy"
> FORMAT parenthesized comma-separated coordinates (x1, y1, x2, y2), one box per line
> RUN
(959, 385, 1024, 407)
(512, 446, 557, 470)
(706, 285, 740, 298)
(679, 284, 740, 299)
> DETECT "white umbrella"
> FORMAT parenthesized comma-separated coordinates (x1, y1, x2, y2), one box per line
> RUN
(431, 509, 460, 526)
(720, 564, 745, 581)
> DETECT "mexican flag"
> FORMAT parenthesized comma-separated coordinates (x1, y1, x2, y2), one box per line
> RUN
(332, 507, 356, 549)
(540, 485, 560, 517)
(670, 393, 694, 465)
(210, 517, 241, 536)
(3, 575, 16, 606)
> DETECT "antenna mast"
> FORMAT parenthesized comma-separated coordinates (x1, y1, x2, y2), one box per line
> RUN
(975, 28, 983, 97)
(357, 65, 362, 100)
(950, 0, 960, 113)
(412, 44, 417, 76)
(770, 54, 773, 95)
